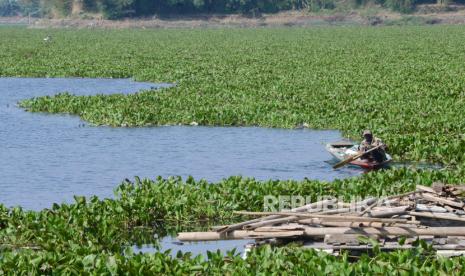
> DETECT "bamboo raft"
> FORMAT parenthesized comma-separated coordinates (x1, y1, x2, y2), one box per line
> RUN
(178, 183, 465, 256)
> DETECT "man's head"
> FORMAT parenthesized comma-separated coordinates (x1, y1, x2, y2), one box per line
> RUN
(363, 130, 373, 142)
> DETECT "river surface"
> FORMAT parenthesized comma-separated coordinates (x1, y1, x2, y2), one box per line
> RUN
(0, 77, 361, 210)
(133, 236, 253, 258)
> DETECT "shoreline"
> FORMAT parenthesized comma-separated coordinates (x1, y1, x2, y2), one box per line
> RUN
(2, 6, 465, 29)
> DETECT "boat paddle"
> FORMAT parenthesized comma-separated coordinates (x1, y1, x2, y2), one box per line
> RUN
(333, 145, 382, 169)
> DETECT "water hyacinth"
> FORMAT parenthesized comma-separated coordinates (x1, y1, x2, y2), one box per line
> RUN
(4, 26, 464, 165)
(2, 25, 465, 273)
(0, 169, 463, 273)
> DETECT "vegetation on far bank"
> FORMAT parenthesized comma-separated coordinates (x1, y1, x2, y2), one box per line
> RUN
(1, 0, 464, 20)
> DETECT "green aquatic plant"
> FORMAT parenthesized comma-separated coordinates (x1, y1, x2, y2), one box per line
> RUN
(2, 26, 465, 273)
(0, 169, 465, 273)
(0, 169, 464, 273)
(2, 244, 464, 274)
(3, 26, 463, 164)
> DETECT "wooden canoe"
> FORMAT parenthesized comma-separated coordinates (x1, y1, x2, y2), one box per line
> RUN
(326, 142, 392, 170)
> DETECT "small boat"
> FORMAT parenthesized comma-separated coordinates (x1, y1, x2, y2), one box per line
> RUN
(326, 141, 392, 170)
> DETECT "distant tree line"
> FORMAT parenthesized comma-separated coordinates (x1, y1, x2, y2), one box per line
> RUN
(0, 0, 460, 19)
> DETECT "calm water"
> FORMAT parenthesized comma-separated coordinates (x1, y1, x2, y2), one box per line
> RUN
(134, 236, 253, 258)
(0, 77, 360, 210)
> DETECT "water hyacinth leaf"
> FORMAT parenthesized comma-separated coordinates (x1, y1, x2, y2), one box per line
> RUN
(1, 26, 465, 273)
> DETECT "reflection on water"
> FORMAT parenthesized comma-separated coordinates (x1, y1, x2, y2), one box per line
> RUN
(133, 236, 252, 258)
(1, 77, 362, 210)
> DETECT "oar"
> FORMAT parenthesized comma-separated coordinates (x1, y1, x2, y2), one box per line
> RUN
(333, 145, 382, 169)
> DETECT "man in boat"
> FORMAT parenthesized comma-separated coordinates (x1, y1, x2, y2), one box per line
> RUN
(359, 130, 388, 163)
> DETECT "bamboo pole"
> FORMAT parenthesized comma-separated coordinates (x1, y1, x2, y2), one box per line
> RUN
(217, 199, 335, 233)
(297, 219, 414, 229)
(244, 216, 299, 229)
(409, 211, 465, 222)
(178, 230, 304, 241)
(359, 199, 378, 216)
(415, 204, 448, 213)
(215, 218, 263, 233)
(178, 227, 465, 241)
(359, 191, 416, 217)
(234, 211, 412, 223)
(386, 191, 417, 200)
(421, 193, 464, 208)
(319, 207, 351, 215)
(303, 243, 465, 251)
(320, 221, 386, 228)
(298, 226, 465, 237)
(318, 198, 377, 215)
